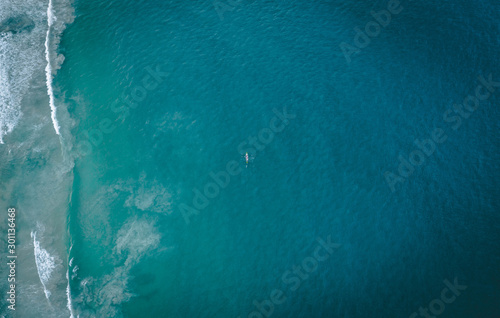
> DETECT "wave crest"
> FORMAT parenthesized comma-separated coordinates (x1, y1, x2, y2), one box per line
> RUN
(31, 230, 58, 299)
(45, 0, 74, 137)
(0, 0, 74, 143)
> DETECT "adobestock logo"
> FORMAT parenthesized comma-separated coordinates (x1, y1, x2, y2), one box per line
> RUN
(340, 0, 404, 64)
(237, 108, 295, 158)
(409, 277, 466, 318)
(385, 73, 499, 192)
(236, 235, 340, 318)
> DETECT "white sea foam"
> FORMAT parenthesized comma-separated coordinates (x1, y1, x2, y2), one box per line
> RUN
(44, 0, 60, 135)
(0, 59, 21, 144)
(124, 181, 173, 214)
(75, 217, 162, 317)
(66, 269, 75, 318)
(31, 231, 56, 299)
(72, 265, 79, 279)
(0, 7, 40, 144)
(67, 244, 76, 318)
(117, 173, 173, 214)
(0, 0, 74, 143)
(114, 216, 162, 265)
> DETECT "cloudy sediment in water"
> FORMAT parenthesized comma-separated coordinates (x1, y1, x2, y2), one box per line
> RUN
(0, 0, 499, 317)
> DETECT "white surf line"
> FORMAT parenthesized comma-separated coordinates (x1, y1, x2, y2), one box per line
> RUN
(31, 231, 56, 300)
(66, 244, 76, 318)
(45, 0, 61, 136)
(66, 269, 75, 318)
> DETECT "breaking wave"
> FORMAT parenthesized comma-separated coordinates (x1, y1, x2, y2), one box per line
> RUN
(44, 0, 60, 135)
(31, 230, 57, 299)
(0, 0, 74, 143)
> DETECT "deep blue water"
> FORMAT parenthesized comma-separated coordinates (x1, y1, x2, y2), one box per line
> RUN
(59, 0, 500, 317)
(0, 0, 498, 317)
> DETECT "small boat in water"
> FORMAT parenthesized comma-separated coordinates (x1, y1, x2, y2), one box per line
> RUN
(245, 152, 249, 165)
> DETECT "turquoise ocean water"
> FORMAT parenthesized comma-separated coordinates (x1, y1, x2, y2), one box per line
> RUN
(0, 0, 499, 317)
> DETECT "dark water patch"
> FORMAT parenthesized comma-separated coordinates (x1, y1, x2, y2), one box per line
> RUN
(0, 14, 35, 35)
